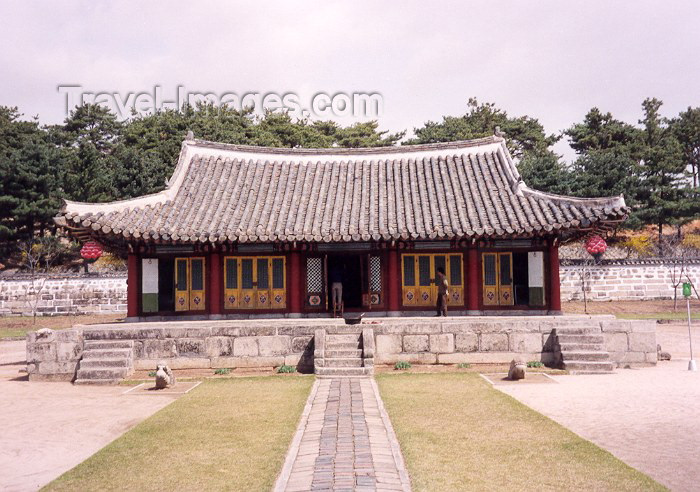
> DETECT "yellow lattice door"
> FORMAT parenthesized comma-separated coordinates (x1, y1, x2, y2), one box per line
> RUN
(174, 257, 206, 311)
(175, 258, 189, 311)
(482, 252, 514, 306)
(446, 254, 464, 306)
(402, 253, 463, 307)
(270, 257, 286, 309)
(416, 255, 433, 306)
(482, 253, 499, 306)
(255, 258, 270, 308)
(240, 258, 255, 308)
(225, 256, 286, 310)
(224, 257, 239, 309)
(498, 253, 514, 306)
(189, 257, 206, 311)
(401, 255, 417, 305)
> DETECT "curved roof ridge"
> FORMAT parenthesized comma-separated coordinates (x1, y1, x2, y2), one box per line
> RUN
(187, 135, 503, 155)
(519, 185, 626, 209)
(60, 136, 194, 215)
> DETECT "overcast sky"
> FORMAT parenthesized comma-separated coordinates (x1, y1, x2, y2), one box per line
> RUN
(1, 0, 699, 161)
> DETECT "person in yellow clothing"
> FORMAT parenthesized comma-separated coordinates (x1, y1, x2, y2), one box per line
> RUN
(436, 267, 448, 317)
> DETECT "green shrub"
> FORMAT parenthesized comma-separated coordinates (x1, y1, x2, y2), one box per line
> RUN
(457, 362, 471, 369)
(214, 368, 231, 375)
(148, 371, 156, 377)
(527, 360, 544, 368)
(277, 364, 297, 373)
(394, 360, 412, 370)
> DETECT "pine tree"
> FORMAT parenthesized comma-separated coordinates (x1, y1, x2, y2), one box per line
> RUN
(517, 150, 574, 195)
(635, 98, 696, 244)
(407, 98, 558, 159)
(671, 106, 700, 188)
(0, 108, 65, 253)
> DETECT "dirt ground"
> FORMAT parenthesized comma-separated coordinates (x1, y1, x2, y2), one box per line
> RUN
(563, 299, 700, 315)
(0, 314, 124, 339)
(0, 340, 178, 492)
(499, 359, 700, 492)
(655, 321, 699, 359)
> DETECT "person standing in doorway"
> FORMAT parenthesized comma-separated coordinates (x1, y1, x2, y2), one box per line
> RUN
(436, 267, 448, 317)
(329, 261, 343, 317)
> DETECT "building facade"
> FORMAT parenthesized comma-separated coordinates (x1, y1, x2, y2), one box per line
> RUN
(55, 135, 627, 320)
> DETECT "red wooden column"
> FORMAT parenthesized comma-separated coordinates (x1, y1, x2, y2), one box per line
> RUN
(209, 252, 222, 317)
(467, 246, 479, 314)
(548, 238, 562, 314)
(289, 250, 302, 316)
(127, 252, 139, 319)
(387, 248, 400, 315)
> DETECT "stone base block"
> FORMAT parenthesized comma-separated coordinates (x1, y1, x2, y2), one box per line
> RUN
(29, 373, 74, 382)
(375, 353, 437, 365)
(211, 356, 285, 368)
(437, 351, 546, 365)
(135, 358, 212, 370)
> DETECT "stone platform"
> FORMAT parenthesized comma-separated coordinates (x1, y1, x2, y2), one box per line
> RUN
(26, 316, 657, 382)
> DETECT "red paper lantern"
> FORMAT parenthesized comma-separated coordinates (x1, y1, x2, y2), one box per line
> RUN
(585, 235, 607, 255)
(80, 241, 103, 260)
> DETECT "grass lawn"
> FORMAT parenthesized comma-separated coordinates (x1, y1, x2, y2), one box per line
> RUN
(377, 373, 666, 491)
(0, 314, 123, 339)
(44, 376, 313, 492)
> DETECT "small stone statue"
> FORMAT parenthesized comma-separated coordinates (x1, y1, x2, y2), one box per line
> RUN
(657, 344, 672, 361)
(508, 358, 526, 380)
(154, 363, 175, 389)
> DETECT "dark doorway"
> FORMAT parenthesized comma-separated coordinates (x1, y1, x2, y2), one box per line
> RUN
(158, 258, 175, 312)
(513, 252, 529, 306)
(327, 254, 363, 309)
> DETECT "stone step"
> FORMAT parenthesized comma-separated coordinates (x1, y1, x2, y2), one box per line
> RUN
(554, 326, 602, 335)
(84, 340, 134, 350)
(324, 358, 363, 368)
(326, 326, 365, 334)
(326, 334, 361, 344)
(556, 334, 605, 345)
(326, 341, 361, 351)
(74, 378, 121, 385)
(563, 360, 614, 373)
(82, 348, 133, 359)
(76, 367, 130, 380)
(315, 366, 372, 377)
(561, 351, 610, 362)
(559, 342, 605, 352)
(79, 358, 132, 368)
(326, 349, 363, 358)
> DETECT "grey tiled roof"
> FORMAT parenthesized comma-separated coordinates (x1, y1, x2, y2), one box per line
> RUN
(56, 136, 627, 244)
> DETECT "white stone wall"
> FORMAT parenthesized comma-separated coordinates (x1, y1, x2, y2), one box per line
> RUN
(561, 261, 700, 301)
(0, 275, 127, 316)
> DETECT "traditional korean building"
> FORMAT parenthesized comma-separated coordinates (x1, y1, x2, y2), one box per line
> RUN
(55, 134, 627, 320)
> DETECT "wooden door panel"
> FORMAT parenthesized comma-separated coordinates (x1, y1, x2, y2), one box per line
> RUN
(240, 258, 255, 308)
(224, 257, 239, 309)
(189, 257, 205, 311)
(175, 258, 189, 311)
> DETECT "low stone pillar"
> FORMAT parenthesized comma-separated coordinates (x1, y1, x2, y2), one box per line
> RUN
(362, 327, 375, 368)
(313, 328, 326, 371)
(26, 328, 83, 381)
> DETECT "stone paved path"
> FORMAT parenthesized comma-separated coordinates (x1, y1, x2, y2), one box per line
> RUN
(275, 378, 411, 492)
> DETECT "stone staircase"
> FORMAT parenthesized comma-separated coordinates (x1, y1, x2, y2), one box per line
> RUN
(314, 327, 374, 377)
(74, 340, 135, 385)
(554, 324, 614, 374)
